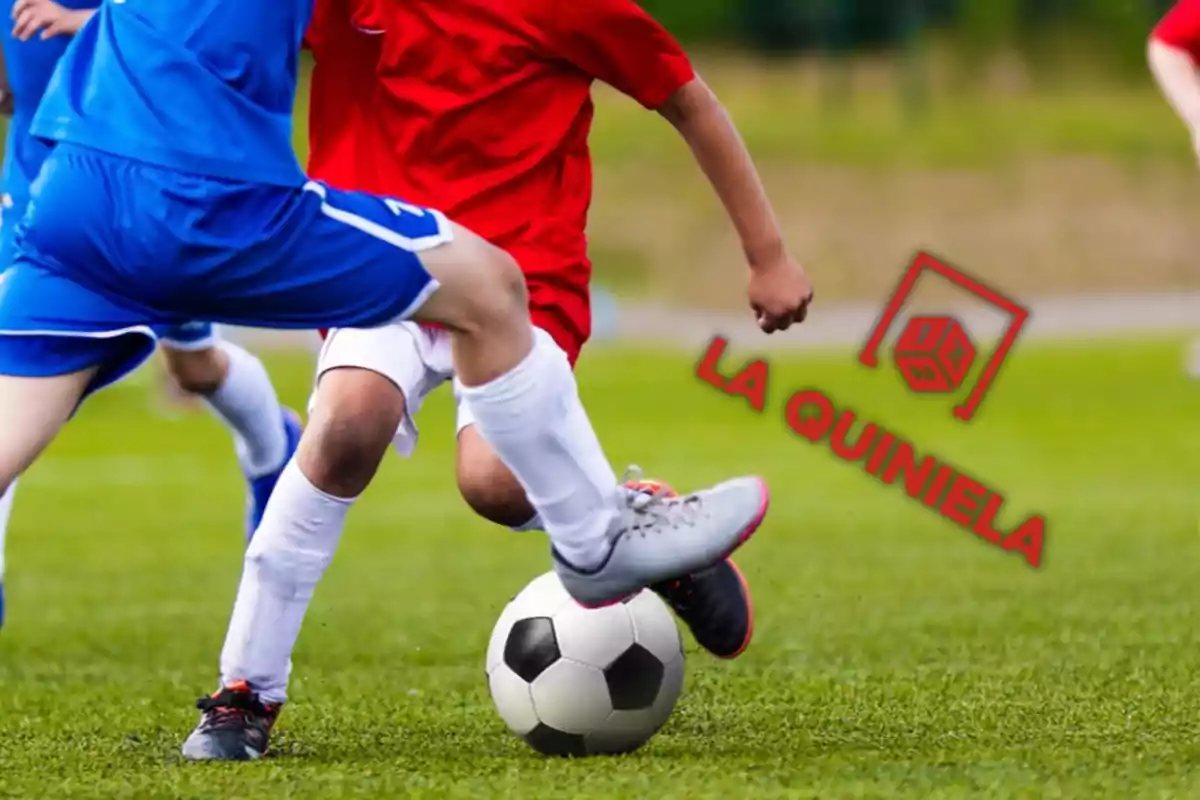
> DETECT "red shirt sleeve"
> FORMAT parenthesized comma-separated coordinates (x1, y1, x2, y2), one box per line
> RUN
(538, 0, 695, 110)
(1155, 0, 1200, 61)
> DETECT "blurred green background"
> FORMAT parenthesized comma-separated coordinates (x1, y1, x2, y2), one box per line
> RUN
(643, 0, 1173, 68)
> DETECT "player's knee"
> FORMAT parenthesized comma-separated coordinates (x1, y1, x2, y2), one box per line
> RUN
(456, 431, 534, 527)
(490, 248, 529, 311)
(299, 368, 404, 497)
(456, 245, 528, 334)
(474, 247, 527, 324)
(160, 346, 226, 396)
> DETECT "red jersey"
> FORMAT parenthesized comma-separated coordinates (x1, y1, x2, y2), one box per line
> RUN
(1155, 0, 1200, 60)
(304, 0, 694, 362)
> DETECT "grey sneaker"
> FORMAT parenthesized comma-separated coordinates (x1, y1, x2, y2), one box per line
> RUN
(181, 682, 281, 761)
(553, 473, 769, 608)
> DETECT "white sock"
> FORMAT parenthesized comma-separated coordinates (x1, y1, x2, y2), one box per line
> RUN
(218, 461, 354, 704)
(0, 480, 15, 584)
(458, 329, 619, 569)
(203, 342, 289, 478)
(508, 486, 646, 533)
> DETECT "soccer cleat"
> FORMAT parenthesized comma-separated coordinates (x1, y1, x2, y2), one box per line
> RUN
(181, 681, 281, 761)
(554, 471, 769, 609)
(652, 563, 754, 659)
(245, 408, 303, 542)
(625, 477, 755, 660)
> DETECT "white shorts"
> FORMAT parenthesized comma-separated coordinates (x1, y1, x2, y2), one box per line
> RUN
(310, 323, 570, 457)
(310, 322, 460, 457)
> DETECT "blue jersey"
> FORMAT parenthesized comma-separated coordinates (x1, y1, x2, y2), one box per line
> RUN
(0, 0, 446, 400)
(30, 0, 311, 186)
(0, 0, 99, 212)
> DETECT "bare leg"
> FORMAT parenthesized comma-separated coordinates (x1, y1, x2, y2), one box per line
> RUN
(0, 370, 96, 494)
(159, 341, 291, 480)
(296, 367, 402, 499)
(410, 225, 534, 384)
(408, 225, 620, 572)
(0, 369, 94, 626)
(160, 343, 229, 396)
(455, 424, 536, 528)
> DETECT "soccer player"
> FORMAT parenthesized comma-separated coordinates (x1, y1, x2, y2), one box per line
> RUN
(180, 0, 814, 760)
(0, 0, 302, 631)
(0, 0, 807, 714)
(1149, 0, 1200, 376)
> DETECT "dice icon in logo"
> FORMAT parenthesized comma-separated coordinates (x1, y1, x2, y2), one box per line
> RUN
(860, 252, 1030, 421)
(893, 315, 976, 393)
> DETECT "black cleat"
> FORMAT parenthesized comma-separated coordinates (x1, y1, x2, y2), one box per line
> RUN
(651, 560, 754, 659)
(624, 475, 756, 659)
(181, 682, 281, 761)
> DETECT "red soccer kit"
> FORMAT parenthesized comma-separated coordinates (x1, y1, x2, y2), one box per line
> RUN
(1155, 0, 1200, 59)
(303, 0, 694, 364)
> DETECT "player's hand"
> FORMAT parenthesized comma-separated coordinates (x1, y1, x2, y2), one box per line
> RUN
(12, 0, 80, 41)
(746, 252, 814, 334)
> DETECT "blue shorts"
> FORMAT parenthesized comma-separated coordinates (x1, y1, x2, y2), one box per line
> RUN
(0, 191, 21, 271)
(5, 184, 216, 354)
(0, 144, 449, 395)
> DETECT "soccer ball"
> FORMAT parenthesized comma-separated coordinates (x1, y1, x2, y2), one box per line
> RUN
(486, 571, 685, 757)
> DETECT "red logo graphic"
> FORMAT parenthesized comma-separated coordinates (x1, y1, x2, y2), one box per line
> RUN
(692, 249, 1047, 569)
(859, 251, 1029, 422)
(695, 338, 1046, 568)
(894, 315, 976, 393)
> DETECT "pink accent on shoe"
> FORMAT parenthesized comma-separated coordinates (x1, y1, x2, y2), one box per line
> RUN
(719, 558, 755, 660)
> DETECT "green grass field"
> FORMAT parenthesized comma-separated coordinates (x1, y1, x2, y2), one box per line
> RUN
(0, 337, 1197, 797)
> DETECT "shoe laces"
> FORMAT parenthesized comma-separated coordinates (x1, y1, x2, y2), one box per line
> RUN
(619, 465, 703, 535)
(195, 685, 271, 730)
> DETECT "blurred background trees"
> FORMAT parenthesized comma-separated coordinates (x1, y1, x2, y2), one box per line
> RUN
(644, 0, 1171, 80)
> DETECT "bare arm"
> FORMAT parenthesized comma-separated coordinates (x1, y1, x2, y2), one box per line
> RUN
(1149, 39, 1200, 134)
(539, 0, 813, 331)
(12, 0, 94, 42)
(1149, 0, 1200, 164)
(657, 78, 785, 270)
(657, 76, 812, 330)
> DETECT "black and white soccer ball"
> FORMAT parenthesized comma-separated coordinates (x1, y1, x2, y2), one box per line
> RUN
(486, 571, 685, 757)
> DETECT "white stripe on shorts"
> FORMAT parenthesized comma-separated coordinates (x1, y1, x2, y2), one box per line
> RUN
(302, 181, 450, 321)
(302, 181, 454, 253)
